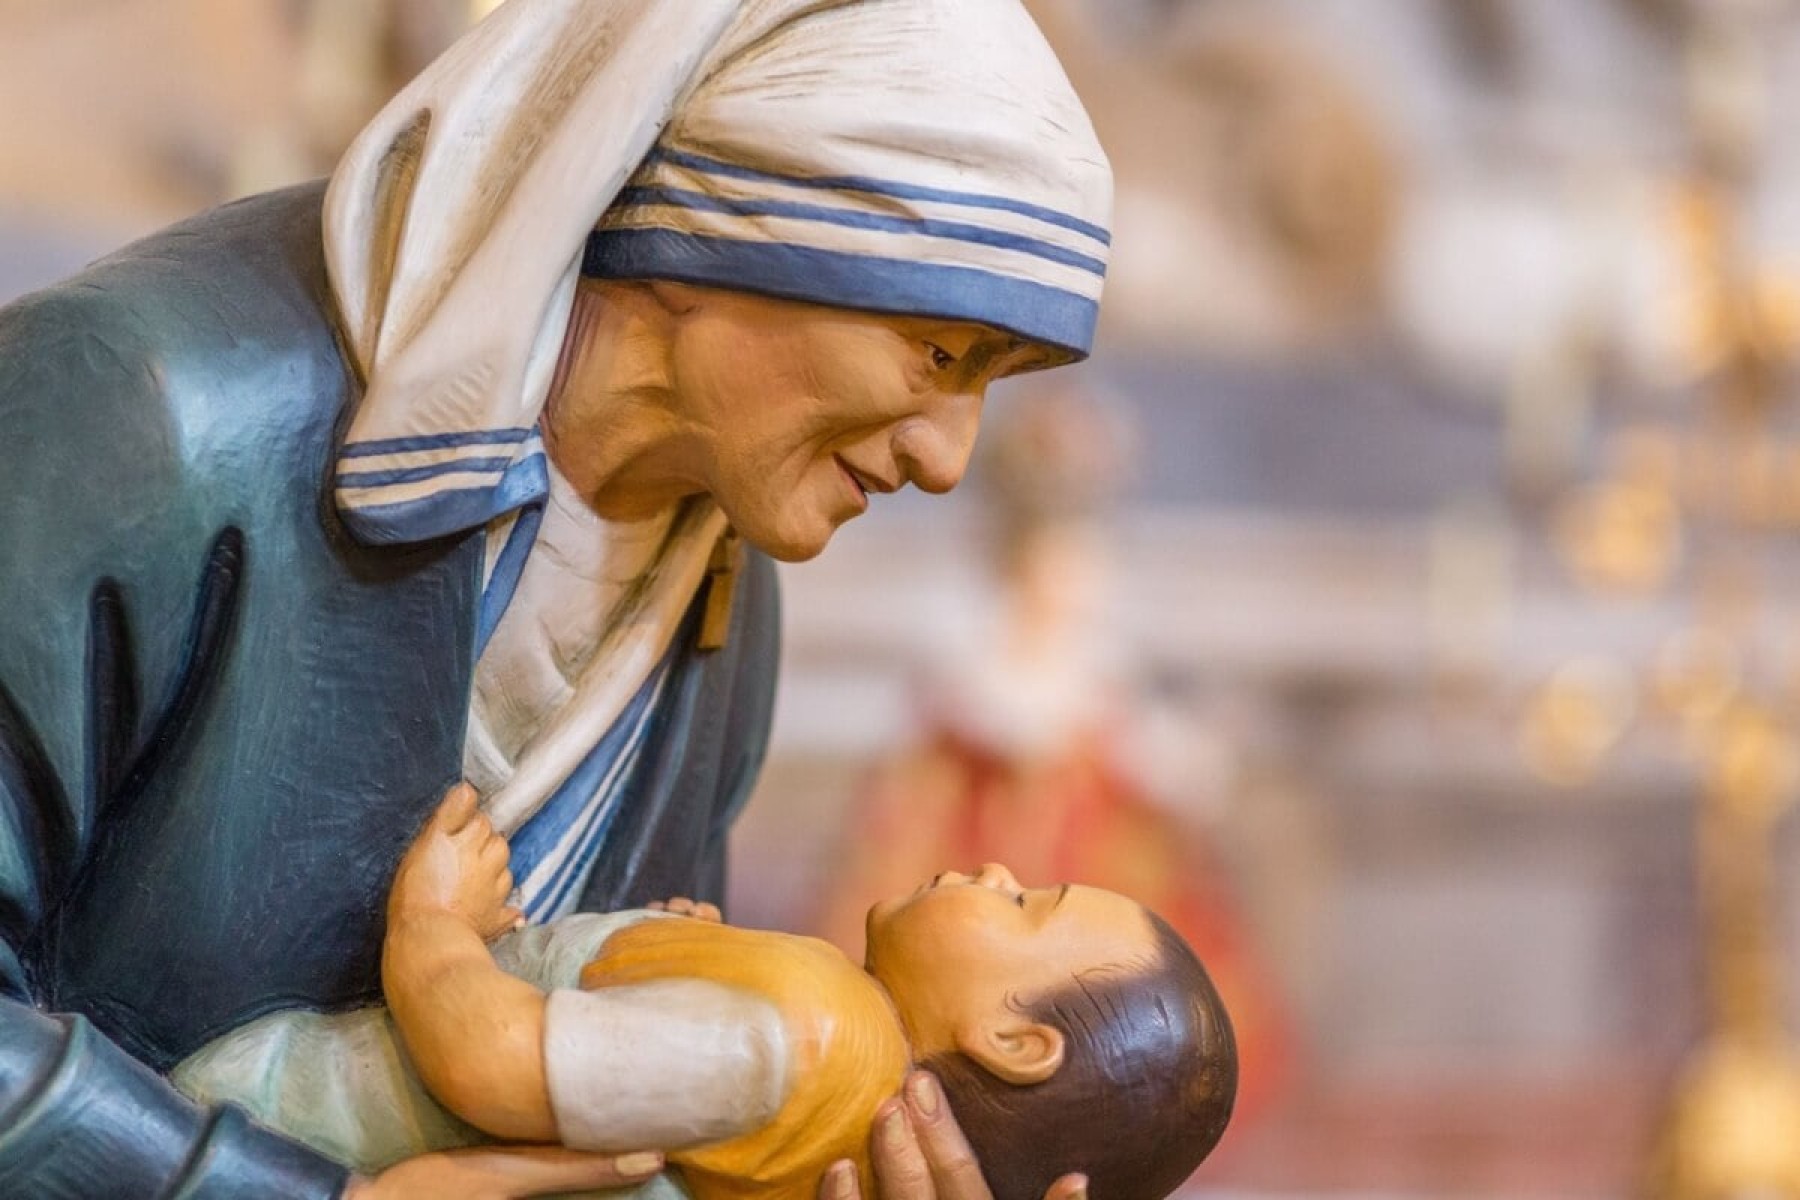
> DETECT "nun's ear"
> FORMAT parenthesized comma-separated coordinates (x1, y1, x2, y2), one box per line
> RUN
(646, 280, 706, 316)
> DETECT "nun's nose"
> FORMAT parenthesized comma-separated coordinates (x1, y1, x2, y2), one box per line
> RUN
(894, 391, 983, 495)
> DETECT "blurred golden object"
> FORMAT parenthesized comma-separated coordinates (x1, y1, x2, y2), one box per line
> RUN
(1519, 657, 1637, 787)
(1666, 180, 1799, 415)
(1651, 628, 1740, 737)
(1647, 701, 1800, 1200)
(1647, 1037, 1800, 1199)
(1558, 420, 1800, 541)
(1639, 12, 1800, 1191)
(1552, 480, 1683, 596)
(1504, 14, 1800, 1188)
(1705, 704, 1797, 826)
(1551, 425, 1692, 595)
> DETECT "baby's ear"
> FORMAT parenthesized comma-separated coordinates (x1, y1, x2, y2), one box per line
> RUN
(956, 1017, 1065, 1086)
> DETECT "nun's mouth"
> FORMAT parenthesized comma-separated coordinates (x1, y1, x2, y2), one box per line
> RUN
(836, 457, 876, 511)
(835, 458, 869, 511)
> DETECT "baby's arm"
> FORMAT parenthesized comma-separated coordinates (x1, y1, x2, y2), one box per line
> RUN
(383, 784, 557, 1142)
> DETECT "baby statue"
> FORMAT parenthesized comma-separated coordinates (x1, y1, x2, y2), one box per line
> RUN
(174, 787, 1237, 1200)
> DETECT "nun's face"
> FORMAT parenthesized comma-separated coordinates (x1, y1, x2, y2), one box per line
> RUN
(658, 284, 1043, 561)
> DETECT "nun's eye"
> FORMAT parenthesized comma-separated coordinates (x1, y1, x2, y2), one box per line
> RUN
(925, 343, 957, 372)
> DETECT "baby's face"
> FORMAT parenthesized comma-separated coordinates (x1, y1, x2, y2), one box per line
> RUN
(864, 863, 1157, 1060)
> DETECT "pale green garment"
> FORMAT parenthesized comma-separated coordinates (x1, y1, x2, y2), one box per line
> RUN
(172, 910, 687, 1200)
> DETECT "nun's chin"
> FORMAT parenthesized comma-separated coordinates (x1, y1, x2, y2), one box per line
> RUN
(741, 503, 851, 563)
(743, 521, 838, 564)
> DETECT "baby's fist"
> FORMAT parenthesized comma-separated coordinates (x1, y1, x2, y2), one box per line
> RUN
(390, 783, 522, 941)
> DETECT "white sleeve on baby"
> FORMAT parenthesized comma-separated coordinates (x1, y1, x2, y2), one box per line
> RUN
(544, 978, 790, 1152)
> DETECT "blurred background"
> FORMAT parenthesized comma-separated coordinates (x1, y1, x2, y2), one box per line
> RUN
(9, 1, 1800, 1196)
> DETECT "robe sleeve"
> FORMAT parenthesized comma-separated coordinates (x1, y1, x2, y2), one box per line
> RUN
(0, 288, 353, 1199)
(500, 913, 792, 1150)
(543, 980, 789, 1153)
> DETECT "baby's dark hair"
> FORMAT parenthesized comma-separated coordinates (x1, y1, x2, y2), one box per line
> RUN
(928, 910, 1237, 1200)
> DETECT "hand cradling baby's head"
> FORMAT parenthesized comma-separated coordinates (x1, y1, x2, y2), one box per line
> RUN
(865, 866, 1237, 1200)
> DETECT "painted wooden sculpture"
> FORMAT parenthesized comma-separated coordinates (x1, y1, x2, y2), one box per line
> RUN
(176, 787, 1238, 1200)
(0, 1, 1117, 1196)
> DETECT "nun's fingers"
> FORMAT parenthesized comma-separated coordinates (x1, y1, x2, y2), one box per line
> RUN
(888, 1072, 1086, 1200)
(347, 1146, 664, 1198)
(1042, 1176, 1089, 1200)
(819, 1160, 859, 1200)
(870, 1100, 948, 1200)
(648, 897, 723, 922)
(819, 1147, 1083, 1200)
(900, 1073, 990, 1200)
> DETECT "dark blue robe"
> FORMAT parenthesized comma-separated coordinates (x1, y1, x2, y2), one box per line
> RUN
(0, 183, 780, 1197)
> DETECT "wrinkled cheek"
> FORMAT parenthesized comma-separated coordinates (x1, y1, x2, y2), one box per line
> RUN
(767, 461, 823, 531)
(727, 475, 783, 533)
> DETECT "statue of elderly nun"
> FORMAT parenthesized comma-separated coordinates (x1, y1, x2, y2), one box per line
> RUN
(0, 1, 1111, 1197)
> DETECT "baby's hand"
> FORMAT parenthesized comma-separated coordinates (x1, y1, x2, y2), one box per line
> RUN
(390, 783, 522, 941)
(646, 896, 722, 923)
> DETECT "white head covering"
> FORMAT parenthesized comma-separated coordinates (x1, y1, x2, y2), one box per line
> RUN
(325, 0, 1112, 546)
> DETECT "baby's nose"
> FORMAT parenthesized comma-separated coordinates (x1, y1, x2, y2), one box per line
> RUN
(973, 862, 1021, 891)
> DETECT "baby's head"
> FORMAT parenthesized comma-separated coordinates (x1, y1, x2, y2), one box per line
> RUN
(864, 864, 1236, 1200)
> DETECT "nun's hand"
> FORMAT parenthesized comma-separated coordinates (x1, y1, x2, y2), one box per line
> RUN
(647, 896, 723, 922)
(345, 1145, 663, 1199)
(819, 1071, 1087, 1200)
